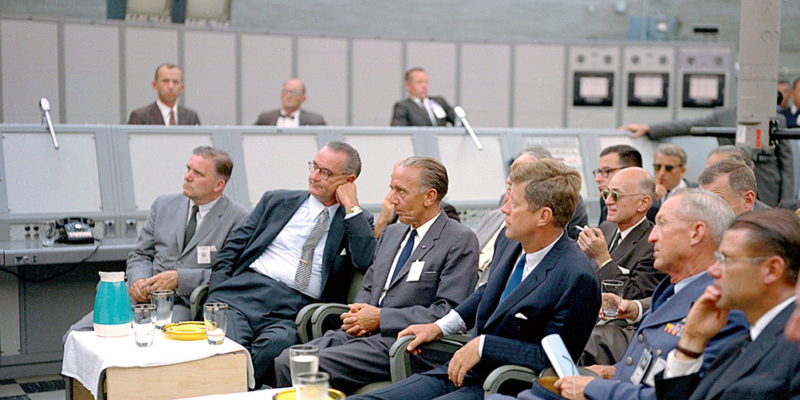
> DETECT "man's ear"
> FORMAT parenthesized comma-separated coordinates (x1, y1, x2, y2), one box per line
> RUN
(423, 189, 438, 207)
(346, 174, 356, 183)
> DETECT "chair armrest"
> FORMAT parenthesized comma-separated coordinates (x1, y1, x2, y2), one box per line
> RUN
(310, 303, 349, 339)
(483, 365, 537, 396)
(388, 334, 469, 382)
(189, 284, 209, 321)
(295, 303, 325, 343)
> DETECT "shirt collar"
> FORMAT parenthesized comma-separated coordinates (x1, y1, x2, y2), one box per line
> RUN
(619, 216, 648, 241)
(190, 195, 220, 219)
(408, 211, 441, 242)
(522, 233, 561, 272)
(750, 295, 797, 340)
(156, 98, 176, 118)
(674, 270, 706, 294)
(307, 194, 339, 220)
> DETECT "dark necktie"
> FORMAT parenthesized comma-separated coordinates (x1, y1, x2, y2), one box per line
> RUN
(295, 208, 329, 290)
(389, 230, 417, 284)
(280, 112, 294, 119)
(608, 230, 621, 253)
(652, 284, 675, 311)
(183, 205, 199, 248)
(169, 109, 176, 125)
(500, 255, 526, 303)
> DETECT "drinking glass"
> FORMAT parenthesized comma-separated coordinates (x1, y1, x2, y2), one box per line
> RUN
(132, 304, 157, 347)
(203, 302, 228, 345)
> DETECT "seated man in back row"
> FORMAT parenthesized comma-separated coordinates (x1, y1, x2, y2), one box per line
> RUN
(65, 146, 248, 339)
(206, 141, 377, 385)
(274, 156, 479, 393)
(350, 158, 600, 400)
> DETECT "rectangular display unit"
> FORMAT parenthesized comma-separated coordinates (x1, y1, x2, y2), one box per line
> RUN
(682, 73, 725, 108)
(573, 72, 614, 107)
(627, 72, 669, 107)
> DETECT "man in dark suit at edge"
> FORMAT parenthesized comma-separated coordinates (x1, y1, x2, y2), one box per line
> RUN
(273, 156, 479, 393)
(391, 67, 456, 127)
(206, 141, 376, 385)
(350, 158, 601, 400)
(127, 63, 201, 125)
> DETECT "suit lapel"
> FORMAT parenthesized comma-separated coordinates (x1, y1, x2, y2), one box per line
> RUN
(611, 220, 651, 258)
(407, 98, 433, 126)
(640, 273, 712, 329)
(148, 102, 165, 125)
(320, 206, 345, 281)
(387, 213, 448, 288)
(175, 198, 190, 254)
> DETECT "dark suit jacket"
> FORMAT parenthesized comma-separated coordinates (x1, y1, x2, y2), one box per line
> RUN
(597, 219, 665, 300)
(649, 107, 793, 207)
(655, 303, 800, 400)
(208, 190, 376, 303)
(254, 109, 326, 126)
(390, 97, 456, 126)
(427, 231, 600, 382)
(356, 212, 479, 335)
(127, 102, 200, 125)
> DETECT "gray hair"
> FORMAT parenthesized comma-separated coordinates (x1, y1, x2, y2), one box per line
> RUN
(398, 156, 449, 201)
(670, 188, 735, 246)
(656, 143, 687, 166)
(324, 141, 362, 178)
(192, 146, 233, 182)
(708, 145, 755, 170)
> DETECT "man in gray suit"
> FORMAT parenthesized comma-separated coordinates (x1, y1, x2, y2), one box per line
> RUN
(273, 156, 479, 393)
(254, 78, 326, 126)
(65, 146, 248, 338)
(391, 67, 456, 127)
(127, 63, 201, 125)
(621, 106, 793, 207)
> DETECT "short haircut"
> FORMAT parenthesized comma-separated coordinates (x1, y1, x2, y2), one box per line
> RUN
(509, 159, 581, 228)
(728, 208, 800, 283)
(600, 145, 642, 168)
(154, 63, 181, 81)
(398, 156, 449, 201)
(655, 143, 687, 166)
(324, 141, 362, 178)
(698, 159, 757, 195)
(670, 188, 735, 246)
(708, 145, 755, 170)
(192, 146, 233, 182)
(405, 67, 425, 82)
(516, 144, 553, 160)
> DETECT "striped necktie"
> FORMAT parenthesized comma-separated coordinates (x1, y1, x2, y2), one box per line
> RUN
(295, 208, 329, 290)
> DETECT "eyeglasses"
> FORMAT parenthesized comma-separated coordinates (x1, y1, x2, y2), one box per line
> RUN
(592, 167, 624, 178)
(653, 163, 682, 172)
(281, 89, 303, 97)
(713, 251, 770, 270)
(601, 189, 647, 203)
(308, 161, 344, 181)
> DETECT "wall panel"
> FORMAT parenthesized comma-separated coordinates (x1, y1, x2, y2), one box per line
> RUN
(64, 23, 120, 124)
(514, 44, 566, 128)
(124, 27, 179, 123)
(352, 40, 402, 126)
(297, 38, 347, 126)
(184, 31, 236, 125)
(241, 35, 293, 125)
(460, 43, 511, 128)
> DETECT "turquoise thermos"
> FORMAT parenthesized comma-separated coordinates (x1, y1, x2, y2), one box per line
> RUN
(93, 271, 132, 337)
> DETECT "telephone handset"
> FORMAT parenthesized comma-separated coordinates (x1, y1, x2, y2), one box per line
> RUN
(55, 217, 95, 244)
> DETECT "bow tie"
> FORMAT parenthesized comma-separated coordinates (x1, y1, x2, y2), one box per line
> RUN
(280, 112, 295, 119)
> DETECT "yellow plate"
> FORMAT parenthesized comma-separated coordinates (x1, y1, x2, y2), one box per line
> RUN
(272, 388, 345, 400)
(162, 321, 206, 341)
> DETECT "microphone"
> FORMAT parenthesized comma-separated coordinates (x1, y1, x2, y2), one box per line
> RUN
(39, 98, 59, 149)
(454, 106, 483, 151)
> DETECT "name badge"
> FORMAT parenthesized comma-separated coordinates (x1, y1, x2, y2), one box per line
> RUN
(630, 349, 652, 385)
(644, 356, 667, 387)
(197, 245, 212, 264)
(406, 260, 425, 282)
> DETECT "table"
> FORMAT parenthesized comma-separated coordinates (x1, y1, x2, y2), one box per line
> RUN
(62, 330, 255, 399)
(179, 388, 282, 399)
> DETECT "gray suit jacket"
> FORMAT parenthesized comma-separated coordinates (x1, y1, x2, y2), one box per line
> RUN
(126, 193, 248, 305)
(356, 212, 479, 334)
(648, 107, 793, 206)
(598, 219, 665, 300)
(390, 96, 456, 126)
(254, 109, 326, 125)
(127, 102, 201, 125)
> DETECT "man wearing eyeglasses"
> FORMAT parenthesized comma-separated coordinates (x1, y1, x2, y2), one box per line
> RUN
(254, 78, 327, 126)
(652, 143, 696, 201)
(654, 208, 800, 399)
(544, 189, 748, 400)
(206, 141, 376, 386)
(578, 167, 666, 365)
(594, 145, 659, 225)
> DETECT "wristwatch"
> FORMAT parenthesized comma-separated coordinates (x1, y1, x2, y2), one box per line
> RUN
(346, 205, 362, 215)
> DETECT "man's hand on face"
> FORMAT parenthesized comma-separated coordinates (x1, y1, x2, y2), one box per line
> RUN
(335, 182, 359, 210)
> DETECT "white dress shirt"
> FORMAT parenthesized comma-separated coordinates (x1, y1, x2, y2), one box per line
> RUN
(378, 213, 440, 304)
(156, 98, 178, 125)
(277, 109, 300, 128)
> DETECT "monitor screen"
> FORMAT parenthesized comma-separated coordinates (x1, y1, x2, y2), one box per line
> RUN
(628, 72, 669, 107)
(573, 72, 614, 107)
(682, 73, 725, 108)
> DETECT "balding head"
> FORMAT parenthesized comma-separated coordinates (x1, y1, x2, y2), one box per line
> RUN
(604, 167, 655, 230)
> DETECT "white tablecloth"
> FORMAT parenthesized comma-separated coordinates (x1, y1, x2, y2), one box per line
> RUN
(62, 330, 255, 399)
(179, 388, 283, 399)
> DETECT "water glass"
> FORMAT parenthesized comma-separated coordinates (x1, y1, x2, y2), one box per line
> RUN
(601, 280, 625, 318)
(289, 344, 320, 386)
(203, 302, 228, 345)
(150, 289, 174, 328)
(132, 304, 157, 347)
(295, 371, 329, 400)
